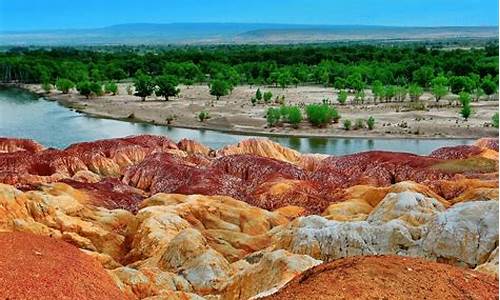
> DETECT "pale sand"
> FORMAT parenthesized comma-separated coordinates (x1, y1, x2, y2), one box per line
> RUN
(23, 83, 499, 139)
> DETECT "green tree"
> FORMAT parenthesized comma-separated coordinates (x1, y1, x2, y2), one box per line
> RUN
(104, 82, 118, 95)
(412, 66, 434, 87)
(481, 75, 498, 97)
(337, 90, 348, 105)
(383, 86, 396, 102)
(449, 76, 474, 94)
(372, 80, 384, 103)
(255, 88, 262, 101)
(431, 75, 449, 102)
(155, 75, 180, 101)
(76, 81, 92, 99)
(134, 72, 155, 101)
(394, 86, 407, 102)
(346, 73, 364, 92)
(55, 78, 74, 94)
(367, 116, 375, 130)
(408, 84, 424, 101)
(459, 92, 472, 120)
(89, 82, 103, 97)
(209, 79, 230, 100)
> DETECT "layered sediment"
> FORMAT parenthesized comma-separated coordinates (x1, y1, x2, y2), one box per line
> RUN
(0, 136, 498, 299)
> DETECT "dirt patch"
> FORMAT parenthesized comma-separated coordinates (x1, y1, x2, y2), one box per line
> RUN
(25, 83, 499, 139)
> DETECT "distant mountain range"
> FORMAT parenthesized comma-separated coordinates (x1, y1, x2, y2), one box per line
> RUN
(0, 23, 497, 46)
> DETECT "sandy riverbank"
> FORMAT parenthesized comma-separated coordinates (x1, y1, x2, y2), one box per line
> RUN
(18, 83, 500, 139)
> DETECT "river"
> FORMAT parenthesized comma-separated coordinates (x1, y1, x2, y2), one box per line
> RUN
(0, 87, 473, 155)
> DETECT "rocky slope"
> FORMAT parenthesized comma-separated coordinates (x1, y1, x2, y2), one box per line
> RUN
(0, 136, 498, 299)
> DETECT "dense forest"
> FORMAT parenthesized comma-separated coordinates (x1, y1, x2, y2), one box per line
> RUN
(0, 43, 498, 96)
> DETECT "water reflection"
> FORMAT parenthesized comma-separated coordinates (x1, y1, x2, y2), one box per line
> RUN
(0, 87, 474, 155)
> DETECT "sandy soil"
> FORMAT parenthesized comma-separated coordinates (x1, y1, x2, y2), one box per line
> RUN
(23, 83, 499, 138)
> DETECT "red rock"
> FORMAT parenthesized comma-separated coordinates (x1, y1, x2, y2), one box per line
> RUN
(0, 137, 45, 153)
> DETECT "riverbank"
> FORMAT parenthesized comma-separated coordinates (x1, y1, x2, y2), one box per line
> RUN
(14, 83, 500, 139)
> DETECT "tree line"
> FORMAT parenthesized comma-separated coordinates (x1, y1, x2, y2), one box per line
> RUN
(0, 44, 497, 93)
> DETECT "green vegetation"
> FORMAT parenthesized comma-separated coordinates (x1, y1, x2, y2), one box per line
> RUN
(337, 90, 348, 105)
(372, 81, 384, 103)
(104, 82, 118, 95)
(266, 107, 281, 127)
(459, 92, 472, 120)
(76, 81, 92, 98)
(0, 44, 496, 96)
(155, 75, 180, 101)
(41, 82, 52, 93)
(198, 111, 210, 122)
(481, 75, 498, 97)
(285, 106, 302, 128)
(342, 119, 352, 130)
(263, 91, 273, 103)
(367, 116, 375, 130)
(408, 84, 423, 101)
(76, 81, 103, 98)
(255, 88, 262, 101)
(354, 119, 365, 130)
(305, 104, 339, 127)
(492, 112, 499, 128)
(133, 72, 155, 101)
(209, 79, 230, 100)
(55, 78, 74, 94)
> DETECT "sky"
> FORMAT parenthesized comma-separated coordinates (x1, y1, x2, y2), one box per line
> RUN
(0, 0, 498, 31)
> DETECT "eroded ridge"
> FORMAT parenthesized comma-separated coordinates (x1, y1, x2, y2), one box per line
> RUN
(0, 136, 498, 299)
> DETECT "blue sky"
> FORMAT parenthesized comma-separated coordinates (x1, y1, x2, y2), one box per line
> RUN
(1, 0, 498, 31)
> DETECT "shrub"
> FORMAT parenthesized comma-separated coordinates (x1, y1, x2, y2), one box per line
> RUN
(76, 81, 92, 98)
(266, 107, 281, 127)
(198, 111, 210, 122)
(343, 119, 352, 130)
(459, 92, 472, 120)
(263, 91, 273, 103)
(367, 116, 375, 130)
(305, 104, 339, 127)
(55, 78, 75, 94)
(255, 88, 262, 101)
(42, 82, 52, 93)
(104, 82, 118, 95)
(408, 84, 424, 101)
(492, 112, 499, 128)
(337, 90, 348, 105)
(89, 82, 103, 96)
(287, 106, 303, 128)
(251, 97, 257, 105)
(354, 119, 365, 130)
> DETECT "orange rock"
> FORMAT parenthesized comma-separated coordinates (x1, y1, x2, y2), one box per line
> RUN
(0, 231, 127, 300)
(262, 256, 498, 300)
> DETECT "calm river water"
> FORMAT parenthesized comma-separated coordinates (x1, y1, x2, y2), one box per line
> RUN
(0, 87, 473, 155)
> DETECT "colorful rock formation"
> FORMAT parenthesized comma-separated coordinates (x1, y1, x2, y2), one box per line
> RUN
(0, 135, 498, 299)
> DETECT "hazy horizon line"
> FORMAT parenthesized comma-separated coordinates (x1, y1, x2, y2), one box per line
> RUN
(2, 22, 499, 34)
